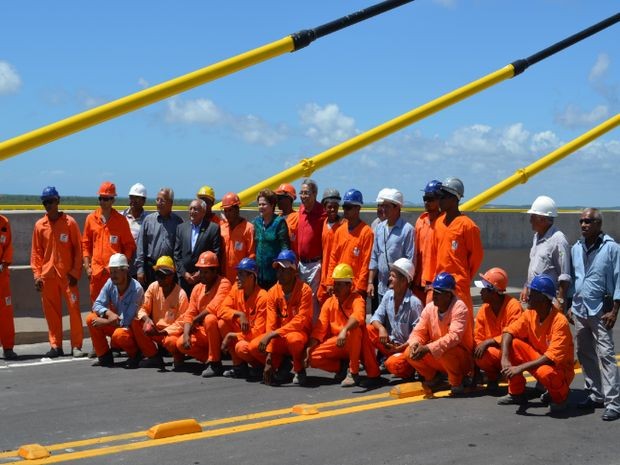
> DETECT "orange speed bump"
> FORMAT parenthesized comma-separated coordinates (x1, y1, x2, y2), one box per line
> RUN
(389, 382, 426, 399)
(146, 419, 202, 439)
(18, 443, 50, 460)
(291, 404, 320, 415)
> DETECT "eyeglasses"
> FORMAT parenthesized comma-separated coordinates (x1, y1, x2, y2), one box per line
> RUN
(422, 196, 438, 202)
(98, 196, 113, 202)
(579, 218, 599, 225)
(42, 199, 56, 206)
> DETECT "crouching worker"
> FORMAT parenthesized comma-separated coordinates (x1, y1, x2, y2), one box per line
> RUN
(136, 256, 188, 369)
(498, 274, 574, 413)
(367, 258, 422, 379)
(87, 253, 148, 368)
(406, 272, 474, 395)
(306, 263, 381, 388)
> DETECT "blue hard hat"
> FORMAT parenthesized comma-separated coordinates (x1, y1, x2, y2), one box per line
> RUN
(272, 250, 297, 269)
(423, 180, 442, 195)
(528, 274, 556, 300)
(432, 272, 456, 292)
(236, 257, 257, 275)
(342, 188, 363, 206)
(41, 186, 60, 200)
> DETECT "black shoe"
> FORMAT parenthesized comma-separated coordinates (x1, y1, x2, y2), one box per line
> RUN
(540, 390, 551, 405)
(3, 349, 18, 360)
(92, 351, 114, 367)
(334, 360, 349, 383)
(497, 393, 528, 405)
(201, 361, 224, 377)
(223, 364, 249, 379)
(359, 376, 383, 388)
(139, 355, 164, 369)
(602, 408, 620, 421)
(578, 397, 605, 409)
(248, 365, 264, 381)
(45, 347, 65, 358)
(124, 354, 141, 369)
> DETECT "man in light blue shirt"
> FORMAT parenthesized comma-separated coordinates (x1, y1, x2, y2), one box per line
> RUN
(368, 188, 414, 306)
(570, 208, 620, 421)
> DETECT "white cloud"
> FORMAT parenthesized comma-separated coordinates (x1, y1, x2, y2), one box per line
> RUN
(555, 104, 608, 129)
(166, 98, 224, 124)
(299, 103, 356, 147)
(589, 53, 610, 81)
(0, 61, 21, 95)
(233, 114, 286, 147)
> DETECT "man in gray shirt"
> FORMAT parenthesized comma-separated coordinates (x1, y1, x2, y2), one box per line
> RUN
(135, 187, 183, 287)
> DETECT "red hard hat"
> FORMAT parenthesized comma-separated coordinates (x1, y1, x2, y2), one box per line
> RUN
(275, 183, 296, 201)
(478, 267, 508, 293)
(98, 181, 117, 197)
(221, 192, 241, 209)
(195, 251, 219, 268)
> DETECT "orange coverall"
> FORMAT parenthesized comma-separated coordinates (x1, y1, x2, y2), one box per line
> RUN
(366, 324, 414, 379)
(407, 298, 474, 387)
(326, 221, 374, 296)
(220, 219, 255, 282)
(309, 293, 380, 377)
(82, 208, 136, 303)
(0, 215, 15, 350)
(31, 212, 84, 349)
(503, 308, 574, 404)
(473, 295, 522, 381)
(414, 211, 438, 303)
(219, 285, 268, 366)
(137, 281, 189, 361)
(175, 276, 231, 363)
(317, 217, 344, 305)
(283, 211, 299, 257)
(249, 279, 313, 372)
(434, 214, 483, 316)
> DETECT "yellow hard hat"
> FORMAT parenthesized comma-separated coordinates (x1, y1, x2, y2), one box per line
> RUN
(332, 263, 354, 282)
(153, 255, 176, 273)
(197, 185, 215, 201)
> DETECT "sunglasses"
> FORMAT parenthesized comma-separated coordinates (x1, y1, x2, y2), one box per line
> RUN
(579, 218, 599, 225)
(422, 196, 438, 202)
(42, 199, 57, 206)
(342, 204, 356, 210)
(98, 196, 114, 202)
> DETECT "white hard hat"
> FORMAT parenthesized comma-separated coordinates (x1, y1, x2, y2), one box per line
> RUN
(527, 195, 557, 217)
(378, 188, 404, 206)
(128, 183, 147, 198)
(108, 253, 129, 268)
(389, 258, 415, 282)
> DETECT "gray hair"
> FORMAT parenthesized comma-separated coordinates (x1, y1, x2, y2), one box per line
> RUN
(301, 178, 318, 194)
(190, 199, 207, 210)
(159, 187, 175, 202)
(583, 207, 603, 224)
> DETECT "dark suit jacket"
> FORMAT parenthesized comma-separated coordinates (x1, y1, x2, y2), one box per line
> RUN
(173, 219, 221, 278)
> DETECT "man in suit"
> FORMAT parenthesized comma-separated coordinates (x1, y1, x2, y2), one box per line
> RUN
(174, 199, 221, 296)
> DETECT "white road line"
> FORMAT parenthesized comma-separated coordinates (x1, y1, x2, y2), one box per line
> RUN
(0, 357, 91, 369)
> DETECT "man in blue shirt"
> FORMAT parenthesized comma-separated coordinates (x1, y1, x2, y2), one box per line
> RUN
(570, 208, 620, 421)
(87, 253, 147, 368)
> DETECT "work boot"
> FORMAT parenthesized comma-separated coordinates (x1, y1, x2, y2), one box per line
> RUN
(72, 348, 84, 358)
(293, 369, 308, 386)
(340, 370, 360, 388)
(248, 365, 264, 381)
(359, 376, 382, 389)
(602, 408, 620, 421)
(223, 363, 249, 379)
(421, 372, 449, 395)
(139, 355, 164, 369)
(124, 353, 142, 369)
(334, 360, 349, 383)
(497, 393, 528, 405)
(3, 349, 18, 360)
(450, 384, 466, 396)
(549, 400, 568, 414)
(539, 390, 551, 405)
(201, 361, 224, 378)
(486, 380, 500, 393)
(92, 350, 114, 367)
(44, 347, 64, 358)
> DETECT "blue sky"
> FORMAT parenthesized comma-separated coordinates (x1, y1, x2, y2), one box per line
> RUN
(1, 1, 618, 207)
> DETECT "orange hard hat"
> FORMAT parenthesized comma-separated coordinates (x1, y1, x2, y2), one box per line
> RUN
(221, 192, 241, 209)
(478, 267, 508, 293)
(195, 251, 219, 268)
(98, 181, 117, 197)
(275, 183, 296, 201)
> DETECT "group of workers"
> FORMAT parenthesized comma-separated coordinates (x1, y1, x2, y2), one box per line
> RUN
(0, 177, 619, 421)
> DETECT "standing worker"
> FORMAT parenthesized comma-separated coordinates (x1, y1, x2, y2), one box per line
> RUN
(122, 183, 148, 279)
(0, 213, 16, 360)
(220, 192, 255, 283)
(317, 188, 343, 306)
(197, 185, 220, 224)
(276, 183, 298, 254)
(31, 186, 84, 358)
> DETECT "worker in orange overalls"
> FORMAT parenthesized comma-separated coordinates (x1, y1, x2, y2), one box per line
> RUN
(472, 267, 522, 390)
(325, 189, 374, 299)
(220, 192, 255, 282)
(197, 185, 221, 224)
(82, 181, 136, 304)
(317, 188, 343, 306)
(413, 180, 442, 303)
(306, 263, 381, 388)
(31, 186, 84, 358)
(276, 183, 298, 254)
(434, 177, 483, 321)
(176, 251, 231, 376)
(498, 274, 574, 413)
(0, 213, 16, 360)
(407, 272, 474, 396)
(250, 250, 313, 385)
(219, 257, 268, 378)
(136, 256, 189, 369)
(87, 253, 149, 368)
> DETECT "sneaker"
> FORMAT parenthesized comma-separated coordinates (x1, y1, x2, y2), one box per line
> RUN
(602, 408, 620, 421)
(293, 370, 307, 386)
(539, 390, 551, 405)
(44, 347, 64, 358)
(577, 397, 604, 409)
(334, 360, 349, 383)
(223, 364, 249, 379)
(87, 349, 97, 359)
(497, 393, 528, 405)
(72, 348, 84, 358)
(3, 349, 18, 360)
(340, 370, 360, 388)
(92, 351, 114, 367)
(139, 355, 164, 369)
(201, 361, 224, 378)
